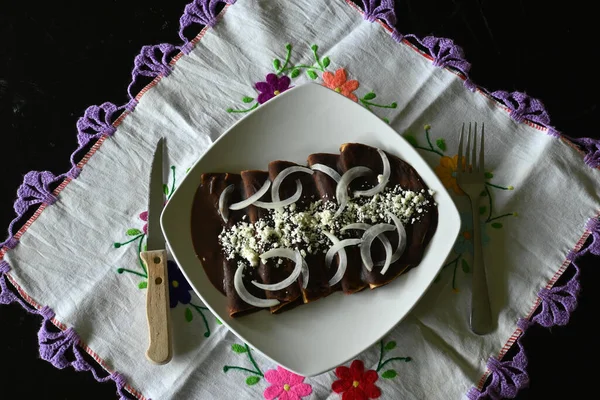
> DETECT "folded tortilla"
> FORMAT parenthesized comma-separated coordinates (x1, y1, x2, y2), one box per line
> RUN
(307, 153, 367, 295)
(193, 173, 265, 317)
(268, 160, 331, 303)
(339, 143, 438, 288)
(241, 170, 303, 313)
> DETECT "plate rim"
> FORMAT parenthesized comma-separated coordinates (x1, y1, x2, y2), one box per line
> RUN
(161, 82, 461, 376)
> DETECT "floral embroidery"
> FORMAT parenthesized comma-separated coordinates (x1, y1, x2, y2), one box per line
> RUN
(226, 43, 397, 121)
(256, 74, 292, 104)
(264, 366, 312, 400)
(224, 343, 265, 386)
(406, 125, 517, 291)
(452, 212, 491, 255)
(332, 360, 381, 399)
(323, 68, 360, 102)
(168, 260, 192, 307)
(112, 165, 214, 336)
(331, 340, 412, 399)
(434, 155, 465, 195)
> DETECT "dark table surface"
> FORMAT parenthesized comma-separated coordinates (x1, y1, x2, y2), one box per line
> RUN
(1, 1, 598, 398)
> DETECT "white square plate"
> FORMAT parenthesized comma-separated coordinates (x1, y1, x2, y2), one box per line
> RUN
(161, 83, 460, 377)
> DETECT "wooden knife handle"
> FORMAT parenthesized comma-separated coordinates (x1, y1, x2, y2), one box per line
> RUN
(140, 249, 172, 364)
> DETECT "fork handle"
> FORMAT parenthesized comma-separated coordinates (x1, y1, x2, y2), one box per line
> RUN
(469, 200, 493, 335)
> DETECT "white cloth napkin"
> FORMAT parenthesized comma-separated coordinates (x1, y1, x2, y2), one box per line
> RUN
(3, 0, 599, 399)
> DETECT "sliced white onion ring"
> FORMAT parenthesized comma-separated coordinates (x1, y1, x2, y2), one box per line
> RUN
(272, 166, 313, 202)
(341, 222, 372, 232)
(251, 248, 304, 291)
(323, 232, 359, 286)
(378, 211, 407, 273)
(254, 180, 302, 209)
(325, 238, 363, 268)
(334, 166, 373, 218)
(360, 223, 395, 271)
(310, 164, 341, 183)
(342, 223, 394, 270)
(229, 180, 270, 210)
(218, 184, 235, 223)
(354, 149, 390, 197)
(301, 259, 309, 290)
(378, 235, 394, 275)
(234, 265, 280, 308)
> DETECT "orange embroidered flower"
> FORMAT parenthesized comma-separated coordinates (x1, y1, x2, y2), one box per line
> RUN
(434, 155, 465, 195)
(322, 68, 359, 102)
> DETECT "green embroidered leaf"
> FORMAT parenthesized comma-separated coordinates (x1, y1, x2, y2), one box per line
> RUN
(246, 376, 261, 386)
(382, 117, 390, 124)
(126, 228, 142, 236)
(311, 44, 318, 52)
(186, 167, 191, 173)
(485, 172, 494, 179)
(215, 317, 222, 325)
(436, 138, 447, 151)
(116, 268, 124, 274)
(382, 370, 397, 379)
(322, 56, 331, 68)
(273, 59, 281, 71)
(491, 222, 503, 229)
(363, 92, 376, 100)
(138, 281, 147, 289)
(390, 102, 398, 108)
(285, 43, 292, 51)
(242, 96, 254, 103)
(113, 242, 121, 248)
(143, 243, 147, 252)
(404, 135, 418, 147)
(291, 68, 300, 78)
(185, 308, 193, 322)
(461, 259, 470, 273)
(163, 184, 169, 195)
(307, 70, 318, 80)
(231, 344, 247, 354)
(479, 206, 487, 215)
(384, 341, 397, 351)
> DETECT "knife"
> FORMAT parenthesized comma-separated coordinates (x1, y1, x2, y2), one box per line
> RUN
(140, 137, 172, 365)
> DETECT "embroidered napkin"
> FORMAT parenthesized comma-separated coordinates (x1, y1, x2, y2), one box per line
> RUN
(2, 1, 599, 399)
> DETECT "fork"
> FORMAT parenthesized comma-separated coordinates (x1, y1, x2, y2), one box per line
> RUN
(457, 122, 493, 335)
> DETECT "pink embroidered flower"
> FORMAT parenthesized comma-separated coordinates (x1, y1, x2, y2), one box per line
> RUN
(256, 74, 292, 104)
(322, 68, 360, 102)
(331, 360, 381, 400)
(139, 211, 148, 234)
(263, 366, 312, 400)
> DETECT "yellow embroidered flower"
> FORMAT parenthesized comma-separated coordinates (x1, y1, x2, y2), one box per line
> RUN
(435, 155, 465, 195)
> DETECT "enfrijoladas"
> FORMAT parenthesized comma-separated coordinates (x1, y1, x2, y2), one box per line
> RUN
(191, 143, 438, 318)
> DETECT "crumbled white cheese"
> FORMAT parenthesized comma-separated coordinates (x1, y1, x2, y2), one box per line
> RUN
(218, 184, 434, 265)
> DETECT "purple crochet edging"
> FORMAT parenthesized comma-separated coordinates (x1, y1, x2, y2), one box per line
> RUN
(0, 171, 63, 250)
(345, 1, 600, 398)
(0, 0, 235, 250)
(380, 6, 600, 168)
(0, 261, 134, 399)
(0, 1, 597, 399)
(466, 216, 599, 399)
(0, 0, 233, 397)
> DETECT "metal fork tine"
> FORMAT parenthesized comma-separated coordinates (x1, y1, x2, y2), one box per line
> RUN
(458, 123, 464, 173)
(479, 122, 485, 173)
(465, 122, 471, 169)
(472, 122, 478, 171)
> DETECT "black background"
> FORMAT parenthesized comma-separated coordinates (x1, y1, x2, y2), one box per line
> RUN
(1, 1, 598, 398)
